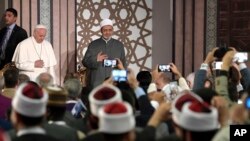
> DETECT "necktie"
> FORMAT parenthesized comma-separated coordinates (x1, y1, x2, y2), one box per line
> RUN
(0, 27, 12, 59)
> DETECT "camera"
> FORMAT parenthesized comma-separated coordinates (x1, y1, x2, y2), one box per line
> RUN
(112, 69, 127, 82)
(103, 59, 117, 67)
(233, 52, 248, 63)
(158, 64, 171, 72)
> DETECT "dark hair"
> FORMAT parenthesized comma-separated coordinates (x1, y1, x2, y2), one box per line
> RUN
(6, 8, 18, 17)
(103, 132, 129, 141)
(46, 106, 66, 121)
(17, 113, 43, 127)
(190, 130, 218, 141)
(213, 43, 231, 61)
(194, 88, 218, 105)
(136, 71, 152, 85)
(174, 122, 218, 141)
(136, 71, 152, 93)
(3, 68, 19, 88)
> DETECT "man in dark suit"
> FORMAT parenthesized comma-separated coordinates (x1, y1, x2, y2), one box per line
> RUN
(0, 8, 28, 70)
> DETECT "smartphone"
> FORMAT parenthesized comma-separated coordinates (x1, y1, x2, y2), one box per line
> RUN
(103, 59, 117, 67)
(233, 52, 248, 63)
(168, 81, 179, 101)
(212, 61, 223, 70)
(245, 97, 250, 109)
(112, 69, 127, 82)
(158, 64, 171, 72)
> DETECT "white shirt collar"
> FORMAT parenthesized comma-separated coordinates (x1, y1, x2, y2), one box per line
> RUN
(17, 126, 45, 137)
(48, 120, 67, 126)
(102, 37, 112, 43)
(8, 23, 16, 30)
(66, 100, 77, 104)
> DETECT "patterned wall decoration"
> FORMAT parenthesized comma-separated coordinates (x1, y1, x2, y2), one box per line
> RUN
(76, 0, 152, 74)
(205, 0, 217, 53)
(40, 0, 51, 42)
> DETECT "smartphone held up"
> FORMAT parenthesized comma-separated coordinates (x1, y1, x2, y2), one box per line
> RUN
(112, 69, 127, 82)
(103, 59, 117, 67)
(158, 64, 171, 72)
(233, 52, 248, 63)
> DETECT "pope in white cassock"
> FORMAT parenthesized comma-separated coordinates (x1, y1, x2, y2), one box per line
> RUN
(12, 24, 57, 83)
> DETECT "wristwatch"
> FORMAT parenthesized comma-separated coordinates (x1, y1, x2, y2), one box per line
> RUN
(200, 63, 209, 70)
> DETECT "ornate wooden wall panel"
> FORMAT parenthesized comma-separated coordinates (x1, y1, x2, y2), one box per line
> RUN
(218, 0, 250, 51)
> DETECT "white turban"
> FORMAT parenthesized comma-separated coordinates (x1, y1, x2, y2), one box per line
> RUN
(100, 19, 113, 28)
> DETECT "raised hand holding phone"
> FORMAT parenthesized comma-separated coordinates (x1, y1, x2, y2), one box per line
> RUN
(158, 64, 171, 72)
(97, 51, 108, 62)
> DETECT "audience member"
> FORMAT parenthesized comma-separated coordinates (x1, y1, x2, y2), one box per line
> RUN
(158, 90, 218, 141)
(63, 78, 88, 133)
(88, 84, 122, 129)
(186, 72, 195, 89)
(18, 74, 30, 85)
(154, 73, 180, 102)
(98, 102, 136, 141)
(0, 68, 19, 120)
(64, 78, 83, 112)
(2, 68, 19, 98)
(10, 81, 59, 141)
(136, 71, 152, 93)
(44, 85, 84, 141)
(35, 72, 53, 87)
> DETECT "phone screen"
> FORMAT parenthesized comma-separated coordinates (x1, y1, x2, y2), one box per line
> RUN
(103, 59, 117, 67)
(158, 65, 171, 72)
(212, 61, 223, 70)
(71, 100, 87, 118)
(112, 70, 127, 82)
(234, 52, 248, 63)
(245, 97, 250, 109)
